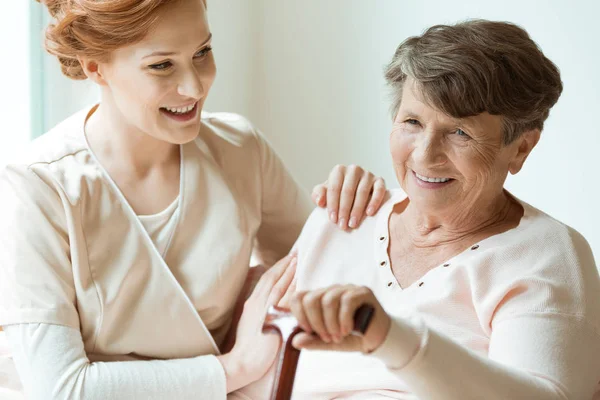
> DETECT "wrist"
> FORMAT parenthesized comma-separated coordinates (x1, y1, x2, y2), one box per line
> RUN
(216, 351, 248, 393)
(364, 312, 391, 353)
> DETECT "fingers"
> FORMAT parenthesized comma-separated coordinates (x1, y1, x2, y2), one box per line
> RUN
(326, 165, 344, 224)
(366, 177, 386, 216)
(347, 173, 374, 229)
(277, 276, 296, 309)
(321, 165, 387, 229)
(337, 165, 362, 230)
(311, 183, 327, 208)
(300, 289, 332, 343)
(339, 286, 372, 336)
(291, 285, 357, 344)
(266, 257, 297, 307)
(290, 291, 311, 333)
(290, 285, 389, 354)
(321, 286, 346, 342)
(291, 331, 362, 352)
(252, 253, 296, 304)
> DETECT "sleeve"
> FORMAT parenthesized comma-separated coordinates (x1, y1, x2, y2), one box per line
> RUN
(368, 306, 600, 400)
(4, 323, 227, 400)
(0, 165, 79, 328)
(251, 129, 314, 267)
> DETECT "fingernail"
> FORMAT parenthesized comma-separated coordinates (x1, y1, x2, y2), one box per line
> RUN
(322, 335, 331, 343)
(330, 211, 337, 223)
(338, 218, 346, 229)
(333, 335, 342, 343)
(367, 207, 375, 216)
(349, 217, 357, 228)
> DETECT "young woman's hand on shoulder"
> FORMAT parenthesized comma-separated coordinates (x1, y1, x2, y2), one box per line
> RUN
(312, 165, 386, 230)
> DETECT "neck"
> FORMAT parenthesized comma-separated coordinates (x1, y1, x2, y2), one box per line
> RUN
(394, 191, 515, 248)
(85, 101, 179, 177)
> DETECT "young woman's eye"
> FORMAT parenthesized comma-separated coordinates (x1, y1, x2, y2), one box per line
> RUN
(149, 61, 172, 71)
(194, 46, 213, 59)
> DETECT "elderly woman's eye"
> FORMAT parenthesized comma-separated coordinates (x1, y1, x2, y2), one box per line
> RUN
(149, 61, 172, 71)
(405, 119, 420, 125)
(455, 129, 470, 137)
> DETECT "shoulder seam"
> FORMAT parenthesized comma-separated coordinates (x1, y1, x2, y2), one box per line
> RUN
(27, 148, 88, 168)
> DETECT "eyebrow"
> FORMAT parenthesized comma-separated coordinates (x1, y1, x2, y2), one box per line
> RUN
(398, 110, 421, 119)
(142, 33, 213, 59)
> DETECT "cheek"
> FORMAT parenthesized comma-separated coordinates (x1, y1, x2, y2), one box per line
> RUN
(455, 145, 503, 183)
(200, 57, 217, 94)
(113, 72, 167, 109)
(389, 128, 411, 167)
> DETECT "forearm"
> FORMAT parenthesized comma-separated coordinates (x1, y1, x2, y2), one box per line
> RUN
(371, 314, 600, 400)
(5, 323, 227, 400)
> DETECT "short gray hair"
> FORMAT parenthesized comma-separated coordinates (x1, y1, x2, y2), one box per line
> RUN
(384, 19, 563, 144)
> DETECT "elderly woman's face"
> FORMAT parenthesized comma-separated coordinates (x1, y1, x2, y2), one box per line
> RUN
(390, 79, 524, 215)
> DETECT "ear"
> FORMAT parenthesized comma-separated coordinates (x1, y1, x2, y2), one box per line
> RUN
(78, 56, 108, 86)
(508, 129, 541, 175)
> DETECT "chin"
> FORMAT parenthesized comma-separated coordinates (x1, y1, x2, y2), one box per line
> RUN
(155, 123, 201, 145)
(168, 131, 200, 145)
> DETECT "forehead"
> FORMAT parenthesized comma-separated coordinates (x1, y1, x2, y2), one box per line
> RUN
(132, 0, 210, 54)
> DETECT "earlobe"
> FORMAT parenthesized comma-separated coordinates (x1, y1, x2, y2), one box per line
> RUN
(78, 56, 107, 85)
(508, 129, 541, 175)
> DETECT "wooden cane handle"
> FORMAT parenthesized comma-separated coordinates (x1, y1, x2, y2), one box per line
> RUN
(262, 304, 375, 400)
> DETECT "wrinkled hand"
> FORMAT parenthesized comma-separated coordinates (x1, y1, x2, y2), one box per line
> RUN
(289, 284, 391, 353)
(224, 254, 297, 389)
(312, 164, 386, 230)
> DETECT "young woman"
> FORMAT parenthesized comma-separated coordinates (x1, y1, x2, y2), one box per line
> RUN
(0, 0, 386, 398)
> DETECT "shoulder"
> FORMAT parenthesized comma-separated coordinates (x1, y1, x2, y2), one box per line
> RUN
(295, 189, 399, 257)
(3, 108, 89, 169)
(495, 201, 595, 270)
(477, 200, 600, 326)
(1, 107, 99, 206)
(199, 111, 260, 148)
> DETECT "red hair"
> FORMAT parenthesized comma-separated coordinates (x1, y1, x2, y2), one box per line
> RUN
(36, 0, 181, 80)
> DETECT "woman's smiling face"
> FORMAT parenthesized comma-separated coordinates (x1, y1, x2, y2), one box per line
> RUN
(390, 78, 532, 217)
(96, 0, 216, 144)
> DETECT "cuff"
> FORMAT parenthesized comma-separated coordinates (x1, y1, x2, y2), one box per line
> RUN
(369, 312, 429, 370)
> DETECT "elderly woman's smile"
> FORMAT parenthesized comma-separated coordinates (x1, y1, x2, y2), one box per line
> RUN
(389, 77, 537, 223)
(412, 171, 452, 185)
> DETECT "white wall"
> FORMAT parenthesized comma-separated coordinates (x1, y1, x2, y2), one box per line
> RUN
(0, 2, 32, 159)
(250, 0, 600, 261)
(30, 1, 600, 261)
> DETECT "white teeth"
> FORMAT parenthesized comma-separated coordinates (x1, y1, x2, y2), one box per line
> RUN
(415, 172, 451, 183)
(164, 103, 195, 114)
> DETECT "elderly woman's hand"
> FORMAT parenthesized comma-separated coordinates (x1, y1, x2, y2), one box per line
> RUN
(289, 284, 391, 353)
(312, 165, 386, 230)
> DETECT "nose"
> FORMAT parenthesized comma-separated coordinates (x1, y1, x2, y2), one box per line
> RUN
(412, 130, 447, 167)
(177, 68, 205, 100)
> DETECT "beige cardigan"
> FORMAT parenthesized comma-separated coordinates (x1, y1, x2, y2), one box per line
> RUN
(0, 106, 313, 397)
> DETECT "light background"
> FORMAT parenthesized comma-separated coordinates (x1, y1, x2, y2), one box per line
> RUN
(2, 0, 598, 262)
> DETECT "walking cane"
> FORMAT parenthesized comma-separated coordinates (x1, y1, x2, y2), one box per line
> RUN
(262, 304, 374, 400)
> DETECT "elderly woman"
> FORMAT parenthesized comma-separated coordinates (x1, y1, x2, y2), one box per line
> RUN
(235, 20, 600, 400)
